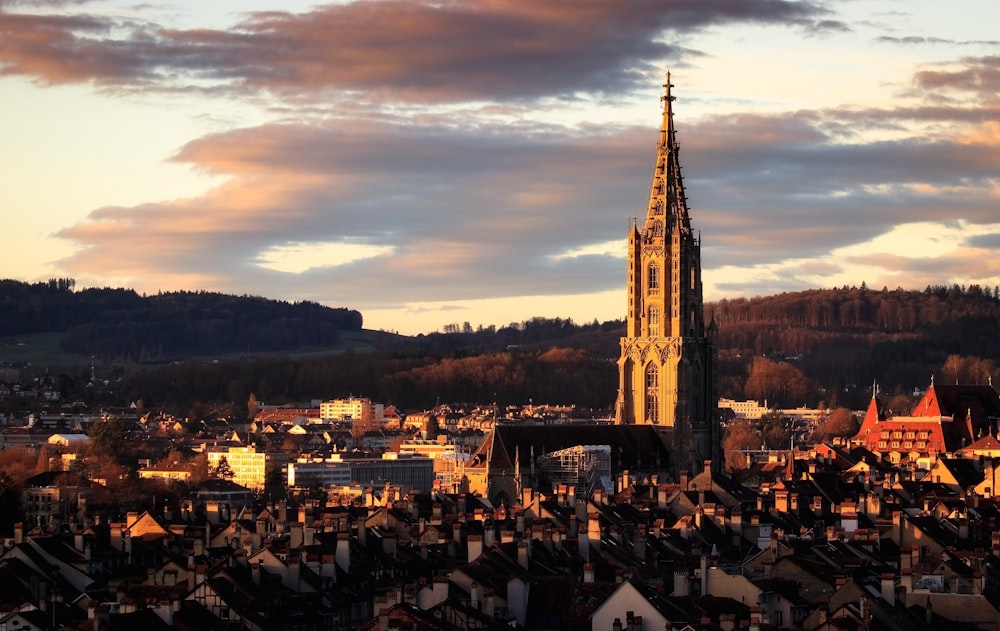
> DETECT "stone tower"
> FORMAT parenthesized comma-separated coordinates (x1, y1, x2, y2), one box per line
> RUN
(615, 74, 719, 475)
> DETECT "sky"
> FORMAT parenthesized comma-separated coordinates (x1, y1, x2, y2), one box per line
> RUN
(2, 0, 999, 336)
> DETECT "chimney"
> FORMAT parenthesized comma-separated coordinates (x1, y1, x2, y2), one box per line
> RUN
(382, 531, 397, 557)
(900, 568, 913, 593)
(251, 561, 260, 585)
(483, 588, 495, 617)
(680, 470, 689, 491)
(673, 564, 689, 596)
(657, 485, 668, 508)
(336, 533, 350, 572)
(881, 573, 895, 605)
(517, 540, 529, 569)
(588, 512, 601, 549)
(701, 554, 709, 596)
(583, 563, 594, 583)
(470, 582, 481, 610)
(634, 527, 646, 561)
(467, 534, 483, 563)
(290, 522, 303, 549)
(356, 519, 366, 547)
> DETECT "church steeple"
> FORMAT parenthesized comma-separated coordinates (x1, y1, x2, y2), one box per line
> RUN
(616, 73, 718, 476)
(626, 73, 704, 341)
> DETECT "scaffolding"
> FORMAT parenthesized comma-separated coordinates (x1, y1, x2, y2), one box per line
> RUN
(537, 444, 611, 495)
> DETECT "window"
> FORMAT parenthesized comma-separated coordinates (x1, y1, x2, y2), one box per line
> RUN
(649, 306, 660, 336)
(648, 264, 660, 293)
(646, 395, 658, 421)
(646, 364, 658, 389)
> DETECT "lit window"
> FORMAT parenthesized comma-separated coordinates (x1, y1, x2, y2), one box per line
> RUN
(648, 264, 660, 293)
(646, 364, 658, 389)
(646, 395, 658, 421)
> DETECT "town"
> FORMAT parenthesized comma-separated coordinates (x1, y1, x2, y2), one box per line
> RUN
(2, 78, 1000, 631)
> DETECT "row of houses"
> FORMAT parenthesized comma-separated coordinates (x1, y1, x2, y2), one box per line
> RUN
(6, 426, 1000, 629)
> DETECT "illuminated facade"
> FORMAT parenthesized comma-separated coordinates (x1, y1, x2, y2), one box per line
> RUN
(207, 446, 287, 492)
(320, 397, 384, 425)
(615, 74, 719, 474)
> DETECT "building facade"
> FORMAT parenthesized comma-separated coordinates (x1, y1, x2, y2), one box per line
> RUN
(320, 397, 384, 426)
(206, 446, 287, 492)
(615, 74, 719, 474)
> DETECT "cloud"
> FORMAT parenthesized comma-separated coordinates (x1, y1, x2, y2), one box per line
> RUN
(912, 55, 1000, 102)
(1, 0, 831, 101)
(56, 116, 647, 306)
(52, 49, 1000, 316)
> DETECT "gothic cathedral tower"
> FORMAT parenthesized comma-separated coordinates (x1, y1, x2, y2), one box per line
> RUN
(615, 74, 719, 475)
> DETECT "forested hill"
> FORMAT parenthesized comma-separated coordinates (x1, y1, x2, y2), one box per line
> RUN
(3, 279, 998, 414)
(0, 278, 363, 360)
(709, 284, 1000, 407)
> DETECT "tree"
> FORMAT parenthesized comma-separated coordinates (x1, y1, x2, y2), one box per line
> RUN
(761, 412, 791, 450)
(211, 456, 235, 480)
(723, 419, 760, 471)
(88, 416, 129, 462)
(811, 407, 858, 442)
(886, 394, 914, 417)
(423, 416, 440, 440)
(0, 470, 25, 535)
(248, 393, 260, 421)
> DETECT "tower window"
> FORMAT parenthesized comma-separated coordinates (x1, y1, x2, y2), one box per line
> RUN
(648, 306, 660, 336)
(646, 363, 658, 389)
(648, 264, 659, 293)
(646, 395, 658, 422)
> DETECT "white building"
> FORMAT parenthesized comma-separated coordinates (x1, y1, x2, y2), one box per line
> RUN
(718, 398, 770, 420)
(320, 397, 384, 425)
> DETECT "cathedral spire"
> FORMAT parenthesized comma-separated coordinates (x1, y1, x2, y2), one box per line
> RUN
(616, 73, 719, 475)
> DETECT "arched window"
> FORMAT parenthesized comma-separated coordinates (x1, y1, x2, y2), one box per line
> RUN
(648, 306, 660, 336)
(646, 363, 658, 389)
(648, 264, 659, 293)
(646, 395, 658, 422)
(651, 221, 664, 237)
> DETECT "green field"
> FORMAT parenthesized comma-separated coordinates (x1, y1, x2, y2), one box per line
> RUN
(0, 332, 91, 368)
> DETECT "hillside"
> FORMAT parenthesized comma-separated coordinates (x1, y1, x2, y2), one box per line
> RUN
(2, 279, 998, 415)
(0, 278, 365, 361)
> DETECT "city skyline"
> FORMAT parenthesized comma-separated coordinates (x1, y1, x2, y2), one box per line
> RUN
(2, 0, 999, 335)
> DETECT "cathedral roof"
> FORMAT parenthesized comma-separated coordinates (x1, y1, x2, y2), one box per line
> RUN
(475, 424, 674, 472)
